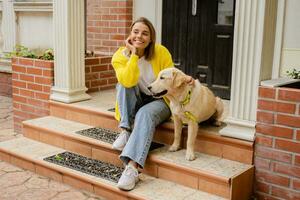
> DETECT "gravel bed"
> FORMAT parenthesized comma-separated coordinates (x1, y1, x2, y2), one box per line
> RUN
(44, 152, 123, 183)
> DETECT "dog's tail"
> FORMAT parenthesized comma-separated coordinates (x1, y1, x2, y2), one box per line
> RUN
(213, 97, 224, 126)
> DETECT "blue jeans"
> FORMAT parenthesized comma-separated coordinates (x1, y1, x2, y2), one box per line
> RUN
(116, 84, 171, 168)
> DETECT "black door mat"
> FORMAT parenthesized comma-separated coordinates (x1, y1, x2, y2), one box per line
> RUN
(76, 127, 119, 144)
(75, 127, 165, 151)
(44, 152, 123, 183)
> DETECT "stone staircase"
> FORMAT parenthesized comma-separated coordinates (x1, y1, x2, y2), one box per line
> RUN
(0, 92, 254, 200)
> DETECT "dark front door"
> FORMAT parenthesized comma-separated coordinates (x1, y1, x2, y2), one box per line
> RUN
(162, 0, 235, 99)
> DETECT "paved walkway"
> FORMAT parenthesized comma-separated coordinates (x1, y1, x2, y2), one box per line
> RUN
(0, 96, 105, 200)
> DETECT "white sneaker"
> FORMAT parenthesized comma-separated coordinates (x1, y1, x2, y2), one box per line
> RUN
(117, 164, 139, 191)
(112, 130, 130, 151)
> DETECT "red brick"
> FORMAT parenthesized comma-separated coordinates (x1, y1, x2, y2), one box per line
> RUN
(12, 80, 26, 88)
(14, 110, 30, 119)
(13, 95, 27, 104)
(118, 14, 132, 21)
(297, 130, 300, 141)
(100, 57, 112, 64)
(35, 77, 53, 85)
(100, 71, 115, 78)
(256, 123, 294, 139)
(108, 78, 117, 84)
(12, 73, 19, 80)
(20, 74, 34, 82)
(91, 65, 108, 72)
(275, 139, 300, 153)
(11, 57, 19, 64)
(101, 1, 119, 7)
(272, 186, 300, 200)
(12, 64, 26, 73)
(256, 135, 273, 147)
(296, 155, 300, 166)
(256, 170, 290, 187)
(91, 80, 107, 87)
(27, 83, 43, 91)
(256, 146, 292, 163)
(34, 60, 54, 68)
(12, 87, 19, 95)
(35, 92, 50, 100)
(19, 89, 34, 98)
(257, 111, 274, 124)
(278, 88, 300, 102)
(27, 67, 43, 76)
(259, 87, 276, 99)
(42, 86, 51, 93)
(255, 180, 270, 194)
(256, 193, 281, 200)
(293, 179, 300, 190)
(42, 69, 54, 77)
(20, 104, 35, 113)
(100, 85, 115, 90)
(274, 163, 300, 178)
(27, 98, 46, 107)
(85, 58, 100, 65)
(258, 99, 296, 114)
(255, 157, 271, 170)
(277, 114, 300, 128)
(19, 58, 34, 66)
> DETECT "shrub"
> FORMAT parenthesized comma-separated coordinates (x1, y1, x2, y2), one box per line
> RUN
(286, 68, 300, 79)
(5, 45, 54, 60)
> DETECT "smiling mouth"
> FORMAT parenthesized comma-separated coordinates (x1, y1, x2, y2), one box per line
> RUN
(153, 90, 168, 98)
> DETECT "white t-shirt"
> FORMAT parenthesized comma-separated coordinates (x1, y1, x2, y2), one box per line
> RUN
(122, 49, 155, 95)
(137, 57, 155, 95)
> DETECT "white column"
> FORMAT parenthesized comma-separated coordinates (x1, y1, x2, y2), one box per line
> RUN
(220, 0, 266, 141)
(1, 0, 16, 53)
(50, 0, 90, 103)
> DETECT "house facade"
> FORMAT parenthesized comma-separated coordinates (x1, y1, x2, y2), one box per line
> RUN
(0, 0, 299, 199)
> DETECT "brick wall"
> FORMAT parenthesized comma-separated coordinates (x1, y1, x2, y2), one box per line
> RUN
(255, 86, 300, 200)
(12, 56, 117, 133)
(86, 0, 133, 55)
(85, 56, 117, 92)
(0, 72, 12, 97)
(12, 57, 54, 133)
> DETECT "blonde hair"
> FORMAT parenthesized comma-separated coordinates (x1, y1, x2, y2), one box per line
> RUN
(130, 17, 156, 60)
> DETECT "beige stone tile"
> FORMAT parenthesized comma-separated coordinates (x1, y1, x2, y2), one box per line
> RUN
(51, 191, 88, 200)
(64, 139, 92, 157)
(0, 171, 33, 188)
(24, 174, 50, 189)
(48, 179, 72, 192)
(0, 184, 28, 200)
(94, 185, 127, 200)
(0, 161, 23, 172)
(10, 156, 35, 171)
(16, 188, 58, 200)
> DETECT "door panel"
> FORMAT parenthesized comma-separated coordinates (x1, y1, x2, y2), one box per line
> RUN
(162, 0, 235, 99)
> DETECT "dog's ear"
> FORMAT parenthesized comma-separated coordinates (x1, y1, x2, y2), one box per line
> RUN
(172, 71, 188, 88)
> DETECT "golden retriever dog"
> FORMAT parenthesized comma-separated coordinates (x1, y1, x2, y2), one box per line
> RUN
(148, 68, 223, 160)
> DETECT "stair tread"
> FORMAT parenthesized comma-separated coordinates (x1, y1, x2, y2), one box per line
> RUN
(24, 116, 252, 180)
(0, 137, 226, 200)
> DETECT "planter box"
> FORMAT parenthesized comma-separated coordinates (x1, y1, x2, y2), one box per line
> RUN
(255, 83, 300, 200)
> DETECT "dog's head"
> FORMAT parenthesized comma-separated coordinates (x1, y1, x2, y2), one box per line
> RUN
(148, 68, 192, 98)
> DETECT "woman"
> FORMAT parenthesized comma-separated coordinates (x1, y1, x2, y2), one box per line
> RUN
(111, 17, 173, 190)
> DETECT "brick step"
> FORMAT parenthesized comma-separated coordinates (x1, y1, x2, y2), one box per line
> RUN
(0, 137, 226, 200)
(49, 100, 254, 164)
(23, 116, 254, 200)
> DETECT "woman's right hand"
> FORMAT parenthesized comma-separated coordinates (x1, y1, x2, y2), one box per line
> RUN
(125, 37, 136, 55)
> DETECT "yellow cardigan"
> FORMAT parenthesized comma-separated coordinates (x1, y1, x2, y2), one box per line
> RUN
(111, 44, 174, 121)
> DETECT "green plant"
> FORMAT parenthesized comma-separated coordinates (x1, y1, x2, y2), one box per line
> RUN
(5, 45, 54, 60)
(5, 44, 38, 59)
(54, 154, 64, 161)
(286, 68, 300, 79)
(39, 48, 54, 60)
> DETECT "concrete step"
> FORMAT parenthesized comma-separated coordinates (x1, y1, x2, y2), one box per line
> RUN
(23, 116, 254, 199)
(0, 137, 226, 200)
(49, 99, 254, 165)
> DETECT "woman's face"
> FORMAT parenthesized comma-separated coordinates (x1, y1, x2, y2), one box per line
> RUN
(129, 22, 151, 50)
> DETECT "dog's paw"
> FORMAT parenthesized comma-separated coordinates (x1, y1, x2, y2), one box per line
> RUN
(169, 145, 180, 152)
(185, 151, 196, 161)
